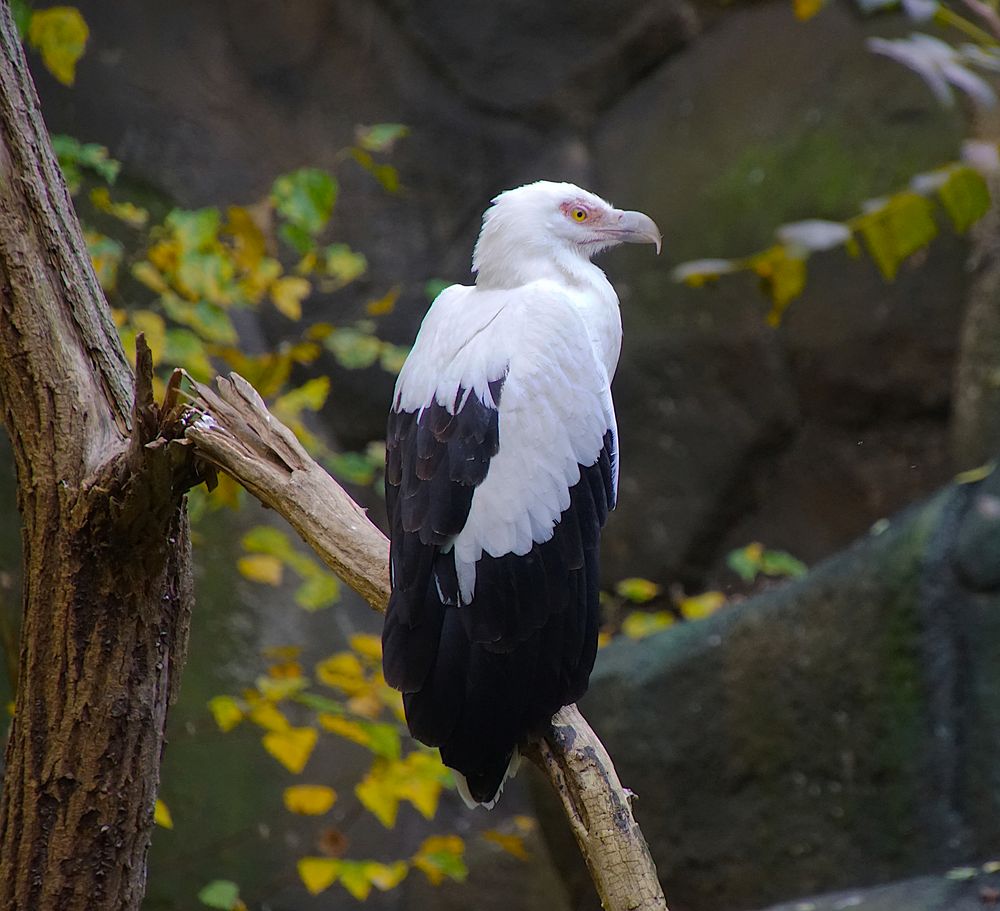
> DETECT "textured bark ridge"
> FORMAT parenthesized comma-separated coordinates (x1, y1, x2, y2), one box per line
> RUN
(0, 2, 200, 906)
(183, 373, 669, 911)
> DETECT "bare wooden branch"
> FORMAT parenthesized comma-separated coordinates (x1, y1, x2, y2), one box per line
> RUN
(183, 373, 390, 611)
(526, 706, 667, 911)
(182, 372, 668, 911)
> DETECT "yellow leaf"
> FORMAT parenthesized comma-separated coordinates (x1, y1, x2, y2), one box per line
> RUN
(130, 310, 167, 361)
(679, 590, 726, 620)
(131, 260, 168, 294)
(355, 762, 400, 828)
(283, 784, 337, 815)
(395, 753, 446, 820)
(318, 713, 372, 748)
(225, 205, 267, 270)
(366, 285, 400, 316)
(614, 577, 662, 604)
(793, 0, 826, 20)
(346, 691, 384, 721)
(208, 472, 242, 510)
(237, 554, 283, 586)
(238, 256, 281, 304)
(207, 695, 244, 733)
(412, 834, 467, 885)
(956, 461, 995, 484)
(749, 245, 807, 326)
(350, 633, 383, 662)
(270, 275, 311, 321)
(146, 239, 178, 273)
(90, 187, 148, 229)
(28, 7, 89, 86)
(263, 645, 303, 662)
(364, 860, 408, 891)
(256, 674, 308, 701)
(316, 652, 367, 694)
(338, 862, 374, 900)
(263, 726, 317, 774)
(482, 830, 529, 860)
(621, 610, 675, 640)
(298, 857, 339, 896)
(597, 630, 613, 649)
(513, 815, 537, 833)
(249, 701, 291, 733)
(154, 798, 174, 829)
(267, 660, 304, 679)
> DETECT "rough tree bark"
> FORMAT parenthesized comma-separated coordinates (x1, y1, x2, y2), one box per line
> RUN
(0, 5, 200, 909)
(0, 4, 668, 909)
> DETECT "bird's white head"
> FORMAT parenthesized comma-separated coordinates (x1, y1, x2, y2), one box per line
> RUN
(471, 180, 661, 290)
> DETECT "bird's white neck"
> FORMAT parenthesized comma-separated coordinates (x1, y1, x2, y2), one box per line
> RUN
(475, 245, 621, 378)
(475, 243, 604, 292)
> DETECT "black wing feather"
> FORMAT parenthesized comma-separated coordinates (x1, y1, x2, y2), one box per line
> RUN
(384, 372, 616, 804)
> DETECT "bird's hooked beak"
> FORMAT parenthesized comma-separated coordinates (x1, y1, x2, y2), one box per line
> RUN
(611, 209, 662, 254)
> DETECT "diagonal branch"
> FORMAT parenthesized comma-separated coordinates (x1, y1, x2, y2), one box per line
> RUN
(181, 372, 668, 911)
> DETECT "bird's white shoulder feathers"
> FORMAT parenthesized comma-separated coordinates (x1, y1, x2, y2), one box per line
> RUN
(394, 279, 619, 602)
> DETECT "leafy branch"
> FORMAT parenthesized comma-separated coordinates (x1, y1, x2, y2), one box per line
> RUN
(673, 156, 992, 323)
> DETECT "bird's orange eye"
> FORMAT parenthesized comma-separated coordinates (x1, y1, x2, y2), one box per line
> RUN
(571, 207, 588, 222)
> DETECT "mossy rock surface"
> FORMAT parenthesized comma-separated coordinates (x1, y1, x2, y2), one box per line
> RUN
(535, 469, 1000, 911)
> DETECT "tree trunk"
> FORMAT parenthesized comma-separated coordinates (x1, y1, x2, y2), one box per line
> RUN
(0, 5, 197, 908)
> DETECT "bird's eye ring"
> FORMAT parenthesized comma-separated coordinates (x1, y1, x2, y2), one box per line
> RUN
(571, 207, 588, 222)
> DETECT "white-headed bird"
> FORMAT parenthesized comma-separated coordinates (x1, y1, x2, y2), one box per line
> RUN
(383, 181, 661, 806)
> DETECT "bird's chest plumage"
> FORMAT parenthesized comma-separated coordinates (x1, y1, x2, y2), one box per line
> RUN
(568, 280, 623, 380)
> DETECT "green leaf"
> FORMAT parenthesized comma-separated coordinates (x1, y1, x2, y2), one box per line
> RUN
(274, 377, 330, 416)
(326, 450, 379, 486)
(51, 134, 119, 193)
(10, 0, 31, 37)
(271, 168, 338, 236)
(160, 295, 237, 345)
(242, 525, 293, 557)
(759, 549, 808, 578)
(857, 192, 937, 281)
(938, 166, 990, 233)
(726, 542, 807, 582)
(294, 691, 347, 714)
(356, 123, 409, 152)
(295, 572, 340, 611)
(412, 835, 468, 885)
(28, 6, 88, 86)
(323, 244, 368, 285)
(163, 328, 214, 381)
(176, 251, 236, 304)
(615, 577, 662, 604)
(166, 208, 221, 253)
(279, 222, 314, 256)
(325, 326, 381, 369)
(197, 879, 240, 910)
(727, 543, 764, 582)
